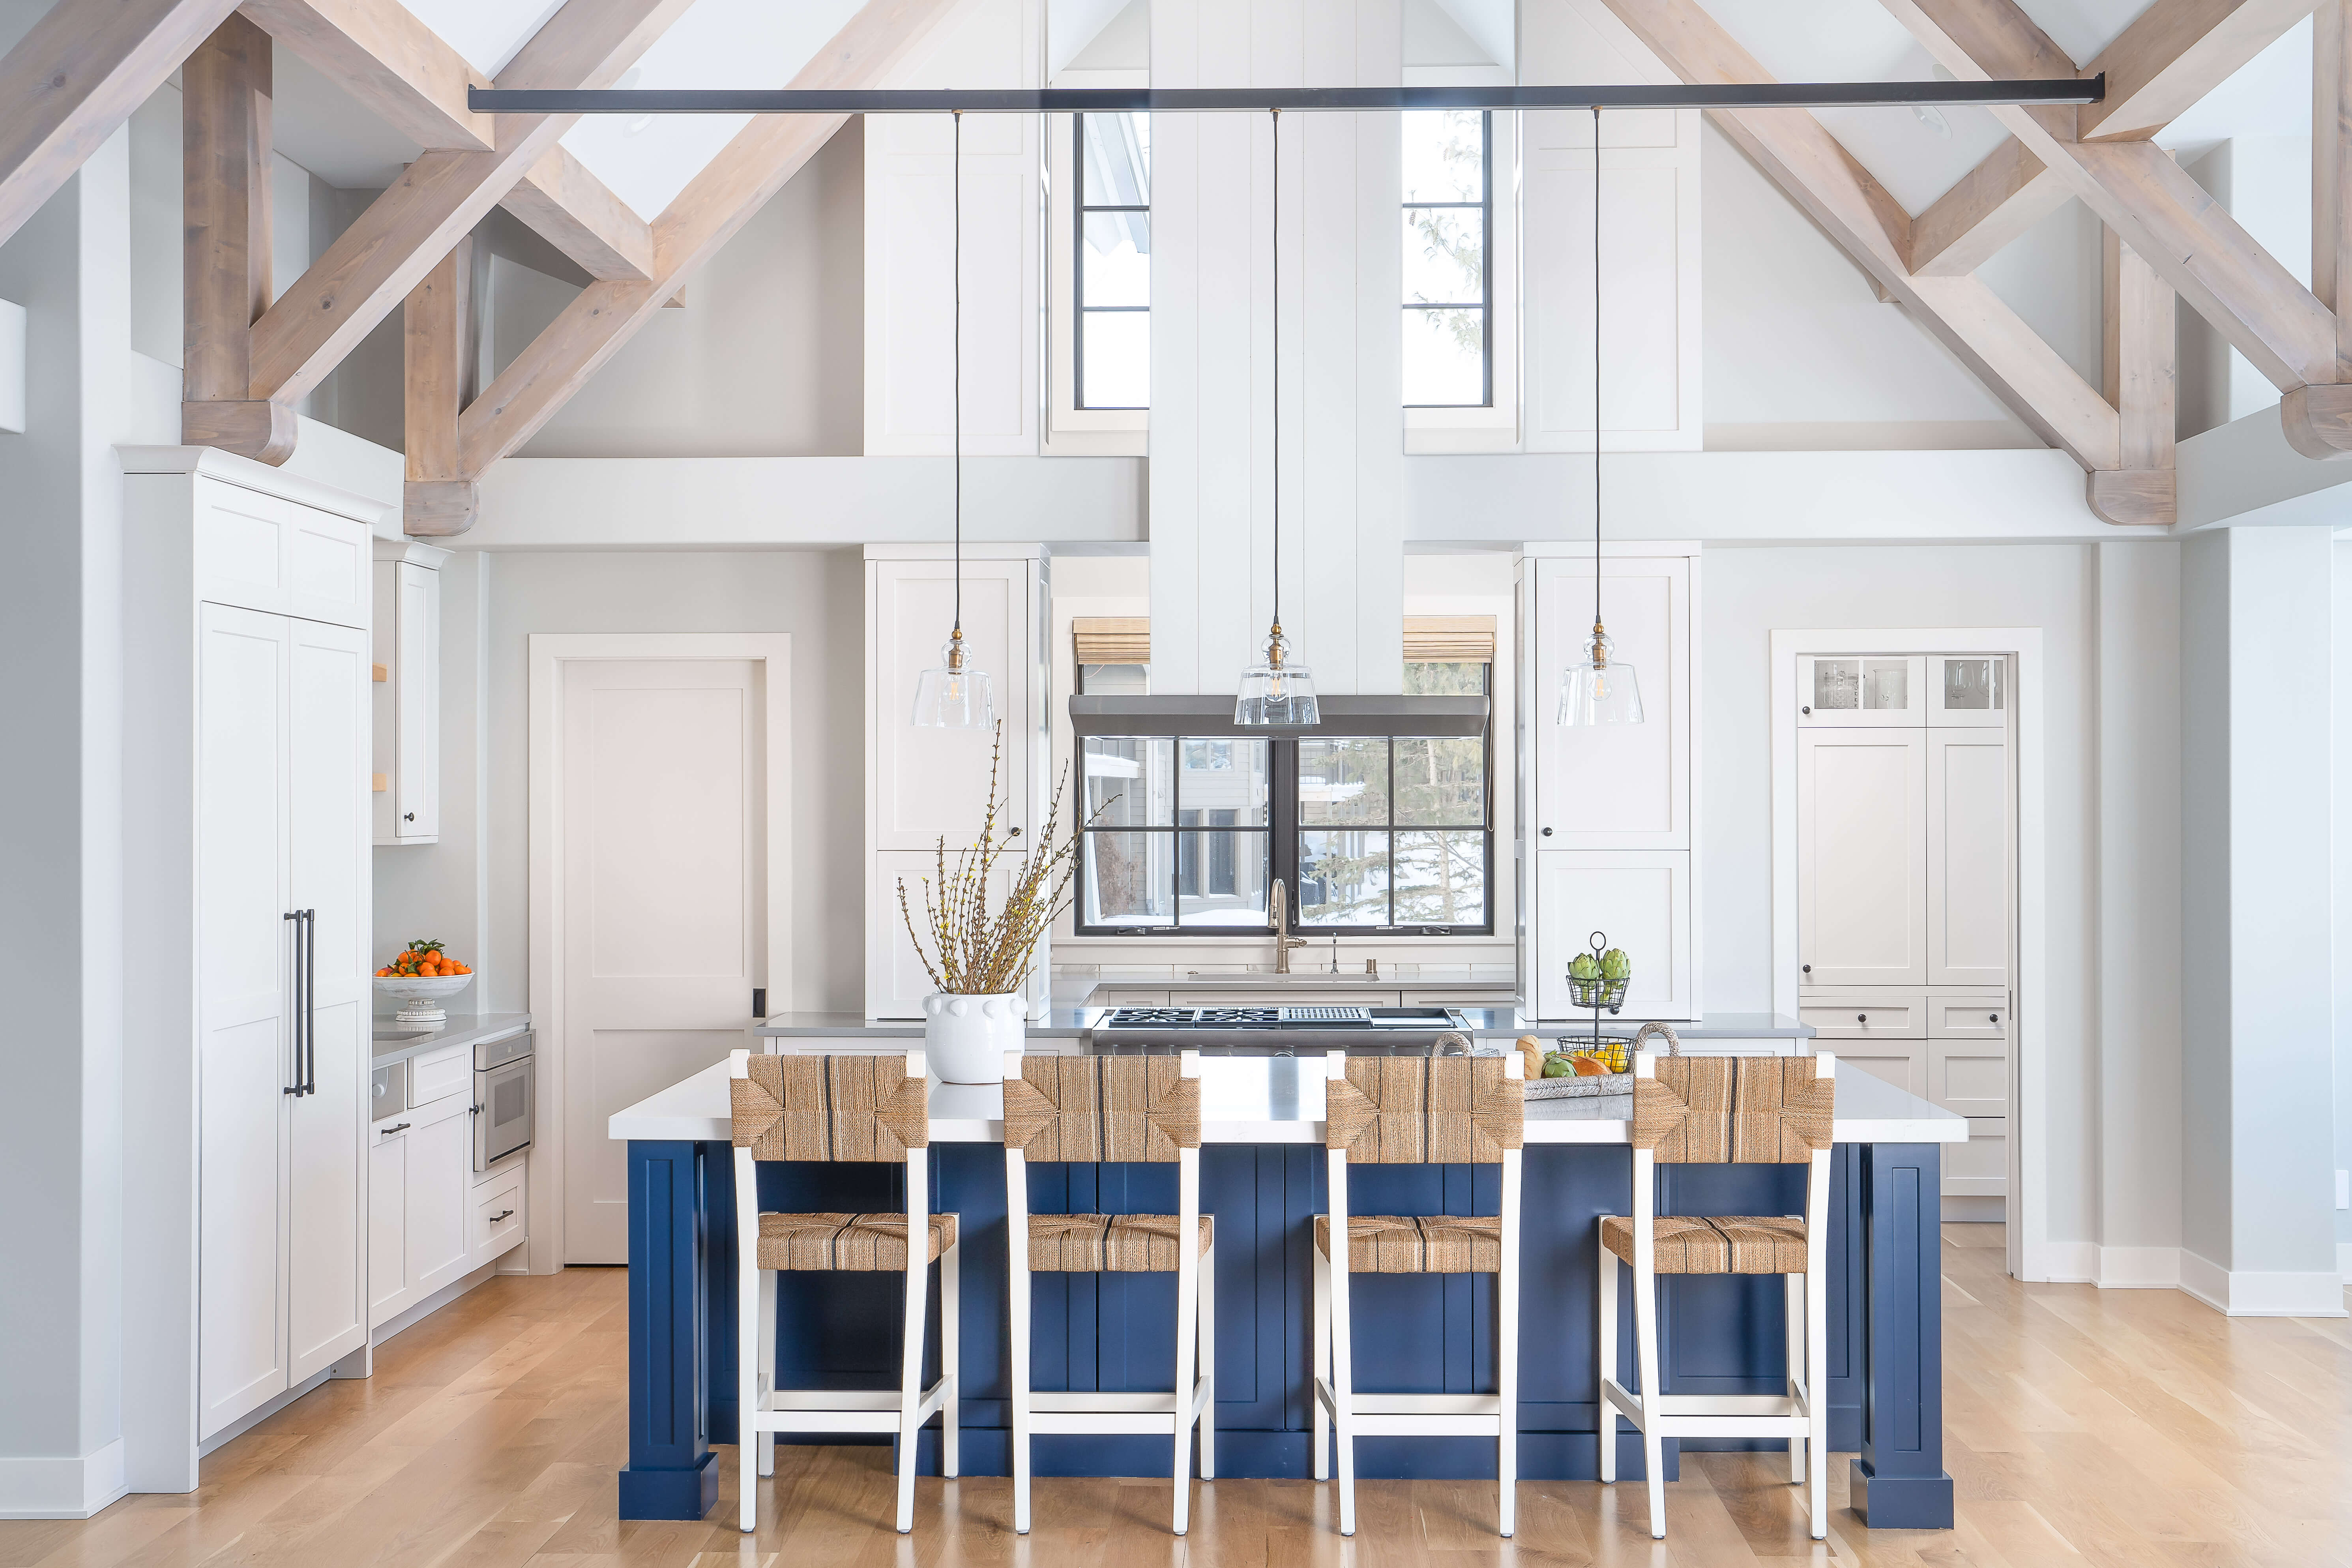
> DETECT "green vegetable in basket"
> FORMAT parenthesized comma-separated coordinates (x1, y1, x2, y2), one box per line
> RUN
(1569, 952, 1600, 980)
(1541, 1053, 1577, 1078)
(1600, 947, 1631, 981)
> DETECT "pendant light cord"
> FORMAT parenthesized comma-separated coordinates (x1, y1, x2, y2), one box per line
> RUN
(1591, 106, 1601, 637)
(1270, 107, 1280, 637)
(953, 109, 964, 640)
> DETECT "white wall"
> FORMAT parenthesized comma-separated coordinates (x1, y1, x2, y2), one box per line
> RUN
(1699, 541, 2176, 1254)
(2337, 539, 2352, 1263)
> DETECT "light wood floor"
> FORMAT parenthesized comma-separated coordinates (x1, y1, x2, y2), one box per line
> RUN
(8, 1226, 2350, 1568)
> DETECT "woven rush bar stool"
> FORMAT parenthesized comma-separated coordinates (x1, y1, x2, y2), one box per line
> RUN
(1597, 1051, 1836, 1541)
(729, 1049, 959, 1535)
(1312, 1050, 1524, 1538)
(1003, 1049, 1213, 1536)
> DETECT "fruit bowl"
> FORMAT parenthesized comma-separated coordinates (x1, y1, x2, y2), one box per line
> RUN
(375, 973, 472, 1025)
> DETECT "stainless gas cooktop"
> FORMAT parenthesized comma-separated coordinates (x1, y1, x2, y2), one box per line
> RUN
(1089, 1005, 1474, 1054)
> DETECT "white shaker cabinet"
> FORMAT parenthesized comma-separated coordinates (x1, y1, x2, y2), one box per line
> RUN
(1925, 730, 2011, 987)
(373, 540, 448, 844)
(123, 448, 379, 1486)
(1796, 729, 1929, 987)
(1519, 544, 1699, 1020)
(864, 546, 1048, 1017)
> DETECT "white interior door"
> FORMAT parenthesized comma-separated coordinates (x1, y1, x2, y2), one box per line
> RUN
(561, 658, 772, 1264)
(195, 604, 292, 1439)
(1926, 732, 2010, 986)
(286, 616, 369, 1381)
(1797, 729, 1927, 987)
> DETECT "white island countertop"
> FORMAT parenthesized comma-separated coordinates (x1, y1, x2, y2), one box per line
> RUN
(610, 1056, 1962, 1146)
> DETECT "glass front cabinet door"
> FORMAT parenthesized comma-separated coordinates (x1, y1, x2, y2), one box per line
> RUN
(1929, 654, 2007, 727)
(1798, 655, 1926, 728)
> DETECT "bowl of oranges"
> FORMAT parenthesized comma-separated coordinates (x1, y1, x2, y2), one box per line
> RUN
(375, 939, 474, 1024)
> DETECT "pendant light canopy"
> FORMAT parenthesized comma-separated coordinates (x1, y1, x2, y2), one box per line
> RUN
(1558, 107, 1642, 729)
(913, 111, 995, 729)
(1236, 109, 1320, 728)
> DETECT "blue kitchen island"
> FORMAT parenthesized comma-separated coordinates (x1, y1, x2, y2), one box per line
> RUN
(606, 1052, 1962, 1531)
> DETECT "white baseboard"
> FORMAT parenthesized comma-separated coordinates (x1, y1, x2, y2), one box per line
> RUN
(2339, 1242, 2352, 1286)
(1942, 1196, 2005, 1223)
(2026, 1240, 2096, 1281)
(0, 1438, 129, 1519)
(2179, 1250, 2350, 1317)
(2093, 1246, 2181, 1289)
(370, 1259, 501, 1348)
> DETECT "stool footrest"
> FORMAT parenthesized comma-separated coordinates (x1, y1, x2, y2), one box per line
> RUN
(747, 1377, 953, 1435)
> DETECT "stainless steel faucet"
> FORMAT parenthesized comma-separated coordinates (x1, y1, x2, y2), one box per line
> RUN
(1268, 878, 1308, 974)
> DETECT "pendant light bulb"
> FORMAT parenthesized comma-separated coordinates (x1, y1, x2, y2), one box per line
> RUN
(1559, 105, 1643, 728)
(912, 109, 992, 729)
(1236, 108, 1319, 729)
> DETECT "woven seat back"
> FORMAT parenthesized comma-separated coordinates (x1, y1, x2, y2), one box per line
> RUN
(1324, 1055, 1522, 1164)
(1004, 1055, 1200, 1162)
(1631, 1056, 1833, 1164)
(731, 1054, 931, 1160)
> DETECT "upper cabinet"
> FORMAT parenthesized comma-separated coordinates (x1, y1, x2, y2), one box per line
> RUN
(372, 540, 449, 846)
(1520, 543, 1699, 1019)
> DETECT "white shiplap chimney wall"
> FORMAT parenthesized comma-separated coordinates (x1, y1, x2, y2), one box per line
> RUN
(1148, 0, 1405, 697)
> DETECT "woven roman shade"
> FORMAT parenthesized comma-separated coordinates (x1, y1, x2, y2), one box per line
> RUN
(1071, 615, 1495, 667)
(1403, 615, 1497, 662)
(1072, 616, 1150, 665)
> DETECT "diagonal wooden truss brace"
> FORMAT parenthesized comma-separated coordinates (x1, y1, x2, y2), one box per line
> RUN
(434, 0, 975, 531)
(1878, 0, 2336, 401)
(1598, 0, 2122, 470)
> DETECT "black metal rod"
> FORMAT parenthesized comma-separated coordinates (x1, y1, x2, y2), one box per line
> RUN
(469, 76, 2103, 116)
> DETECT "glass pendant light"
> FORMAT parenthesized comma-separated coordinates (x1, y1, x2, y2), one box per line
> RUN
(913, 110, 994, 729)
(1559, 107, 1643, 728)
(1237, 108, 1320, 728)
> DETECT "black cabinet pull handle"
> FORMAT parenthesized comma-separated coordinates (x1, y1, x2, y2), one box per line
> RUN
(284, 912, 305, 1094)
(491, 1209, 515, 1222)
(303, 910, 317, 1096)
(381, 1122, 410, 1135)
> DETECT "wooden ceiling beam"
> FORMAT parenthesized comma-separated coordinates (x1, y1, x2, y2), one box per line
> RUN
(503, 144, 653, 279)
(245, 0, 697, 412)
(2079, 0, 2318, 142)
(0, 0, 240, 249)
(455, 0, 970, 482)
(2088, 231, 2178, 522)
(1907, 136, 2067, 274)
(1597, 0, 2120, 470)
(403, 238, 477, 532)
(1878, 0, 2337, 393)
(236, 0, 491, 151)
(2285, 1, 2352, 454)
(181, 15, 295, 463)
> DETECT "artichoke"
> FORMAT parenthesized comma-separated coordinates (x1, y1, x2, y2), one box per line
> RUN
(1600, 947, 1631, 980)
(1541, 1053, 1576, 1078)
(1569, 952, 1600, 980)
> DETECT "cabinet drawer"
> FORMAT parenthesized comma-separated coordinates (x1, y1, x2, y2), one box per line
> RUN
(1944, 1118, 2008, 1197)
(1665, 1037, 1798, 1057)
(1926, 991, 2009, 1039)
(1928, 1040, 2009, 1118)
(472, 1169, 526, 1266)
(1833, 1042, 1925, 1098)
(1401, 990, 1517, 1008)
(409, 1044, 472, 1107)
(1798, 991, 1926, 1039)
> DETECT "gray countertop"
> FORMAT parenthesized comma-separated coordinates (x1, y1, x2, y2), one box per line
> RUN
(371, 1011, 532, 1065)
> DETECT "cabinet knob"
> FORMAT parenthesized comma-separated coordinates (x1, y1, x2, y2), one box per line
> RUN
(1856, 1013, 1867, 1024)
(1991, 1013, 1999, 1024)
(1008, 826, 1021, 837)
(1541, 827, 1554, 837)
(1801, 705, 1811, 715)
(403, 812, 415, 822)
(1801, 964, 1811, 974)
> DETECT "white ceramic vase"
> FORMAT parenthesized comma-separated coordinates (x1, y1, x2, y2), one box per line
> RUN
(921, 992, 1029, 1084)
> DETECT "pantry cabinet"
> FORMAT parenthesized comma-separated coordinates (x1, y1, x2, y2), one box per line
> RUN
(373, 540, 448, 845)
(864, 546, 1049, 1017)
(1796, 648, 2013, 1203)
(123, 449, 378, 1483)
(1519, 543, 1699, 1020)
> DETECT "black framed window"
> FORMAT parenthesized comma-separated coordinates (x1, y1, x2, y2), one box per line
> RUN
(1075, 112, 1150, 410)
(1076, 664, 1493, 936)
(1401, 109, 1491, 408)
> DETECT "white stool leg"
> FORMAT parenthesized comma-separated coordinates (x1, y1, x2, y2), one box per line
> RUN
(1311, 1246, 1331, 1483)
(1634, 1262, 1665, 1540)
(894, 1251, 928, 1534)
(1497, 1267, 1518, 1539)
(738, 1258, 760, 1534)
(941, 1240, 961, 1480)
(1010, 1255, 1032, 1535)
(1197, 1242, 1216, 1481)
(1785, 1271, 1805, 1486)
(1331, 1261, 1356, 1537)
(1807, 1263, 1828, 1540)
(757, 1267, 777, 1480)
(1596, 1241, 1617, 1484)
(1173, 1240, 1198, 1535)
